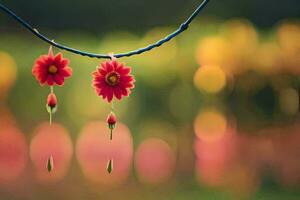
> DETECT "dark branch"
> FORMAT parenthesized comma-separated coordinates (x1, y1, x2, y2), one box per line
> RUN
(0, 0, 210, 59)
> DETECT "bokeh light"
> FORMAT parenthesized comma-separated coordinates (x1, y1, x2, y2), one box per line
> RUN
(0, 123, 27, 183)
(222, 164, 259, 198)
(194, 65, 226, 94)
(194, 109, 227, 142)
(194, 126, 236, 187)
(221, 19, 258, 53)
(279, 87, 299, 115)
(277, 22, 300, 52)
(273, 125, 300, 186)
(0, 51, 17, 99)
(76, 121, 133, 186)
(135, 138, 176, 185)
(277, 22, 300, 74)
(29, 122, 73, 182)
(195, 36, 238, 75)
(253, 42, 281, 74)
(220, 19, 258, 75)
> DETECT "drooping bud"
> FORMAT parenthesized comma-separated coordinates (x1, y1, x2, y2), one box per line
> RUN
(46, 93, 57, 125)
(46, 155, 54, 173)
(47, 93, 57, 108)
(106, 112, 117, 140)
(107, 159, 113, 174)
(46, 93, 57, 114)
(106, 112, 117, 129)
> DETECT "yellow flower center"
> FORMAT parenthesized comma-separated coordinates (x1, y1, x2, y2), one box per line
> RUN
(48, 65, 58, 74)
(106, 72, 120, 86)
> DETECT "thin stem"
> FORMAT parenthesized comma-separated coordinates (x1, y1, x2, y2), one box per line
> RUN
(0, 0, 210, 59)
(49, 112, 52, 125)
(110, 101, 114, 140)
(111, 101, 114, 112)
(110, 128, 113, 141)
(49, 86, 54, 125)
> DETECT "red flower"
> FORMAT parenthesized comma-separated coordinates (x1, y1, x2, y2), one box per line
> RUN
(32, 47, 72, 86)
(47, 93, 57, 108)
(92, 60, 135, 102)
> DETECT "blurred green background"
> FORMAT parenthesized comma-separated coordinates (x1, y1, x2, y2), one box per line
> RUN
(0, 0, 300, 199)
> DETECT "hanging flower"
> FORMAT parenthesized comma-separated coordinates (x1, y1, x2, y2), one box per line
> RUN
(92, 60, 135, 102)
(32, 46, 72, 86)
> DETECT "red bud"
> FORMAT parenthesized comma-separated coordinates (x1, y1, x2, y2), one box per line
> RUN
(106, 112, 117, 128)
(47, 93, 57, 108)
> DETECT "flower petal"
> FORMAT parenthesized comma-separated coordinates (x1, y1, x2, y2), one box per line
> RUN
(105, 62, 114, 73)
(120, 87, 129, 96)
(120, 75, 134, 83)
(99, 86, 109, 98)
(38, 73, 48, 84)
(119, 82, 134, 89)
(46, 76, 55, 86)
(59, 67, 72, 77)
(60, 58, 69, 68)
(113, 88, 122, 100)
(106, 89, 114, 102)
(53, 74, 64, 86)
(54, 53, 62, 64)
(98, 68, 107, 76)
(118, 66, 131, 74)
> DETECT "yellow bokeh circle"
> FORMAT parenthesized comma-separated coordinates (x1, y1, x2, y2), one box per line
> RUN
(194, 110, 227, 142)
(194, 65, 226, 94)
(0, 52, 17, 97)
(279, 88, 299, 115)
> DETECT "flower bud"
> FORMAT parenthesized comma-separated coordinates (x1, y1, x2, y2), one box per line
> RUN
(47, 93, 57, 108)
(46, 155, 54, 173)
(107, 159, 113, 174)
(106, 112, 117, 129)
(46, 93, 58, 115)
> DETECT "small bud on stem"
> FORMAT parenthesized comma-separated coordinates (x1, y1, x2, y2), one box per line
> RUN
(46, 90, 57, 125)
(107, 159, 113, 174)
(46, 155, 54, 173)
(106, 112, 117, 140)
(47, 93, 57, 108)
